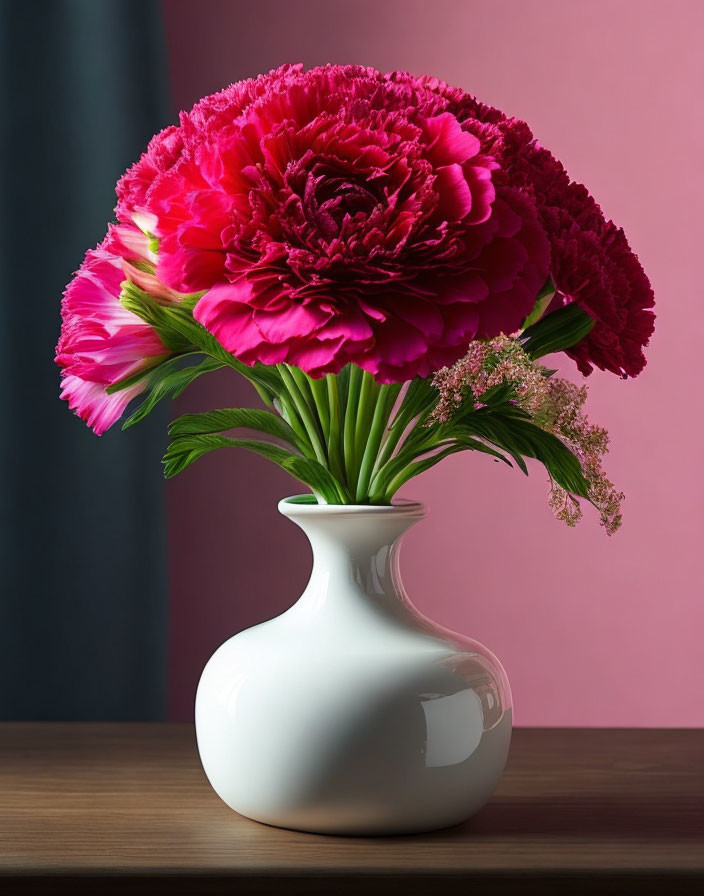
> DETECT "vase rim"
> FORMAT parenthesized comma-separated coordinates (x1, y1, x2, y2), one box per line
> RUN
(279, 495, 427, 519)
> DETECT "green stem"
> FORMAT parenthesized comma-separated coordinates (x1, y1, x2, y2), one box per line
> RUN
(371, 381, 432, 475)
(373, 406, 411, 477)
(356, 384, 401, 502)
(308, 375, 331, 439)
(343, 365, 363, 481)
(369, 409, 425, 498)
(286, 365, 317, 417)
(276, 394, 312, 453)
(369, 381, 440, 497)
(382, 443, 462, 501)
(326, 375, 346, 487)
(278, 366, 327, 465)
(354, 371, 379, 462)
(370, 430, 439, 501)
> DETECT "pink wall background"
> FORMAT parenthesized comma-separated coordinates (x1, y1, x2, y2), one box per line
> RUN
(162, 0, 704, 725)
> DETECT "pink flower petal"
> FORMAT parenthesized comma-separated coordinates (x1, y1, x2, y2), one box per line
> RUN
(424, 113, 480, 165)
(434, 164, 474, 221)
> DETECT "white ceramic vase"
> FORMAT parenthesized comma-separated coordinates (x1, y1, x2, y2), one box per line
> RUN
(195, 496, 512, 835)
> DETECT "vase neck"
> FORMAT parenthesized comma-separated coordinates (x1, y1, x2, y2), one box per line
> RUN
(278, 498, 426, 619)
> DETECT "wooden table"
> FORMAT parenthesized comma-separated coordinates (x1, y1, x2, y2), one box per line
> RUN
(1, 724, 702, 894)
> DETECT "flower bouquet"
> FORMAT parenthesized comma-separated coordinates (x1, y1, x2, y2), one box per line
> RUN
(56, 65, 654, 834)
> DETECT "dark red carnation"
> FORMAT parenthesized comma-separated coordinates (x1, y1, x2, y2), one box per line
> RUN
(407, 75, 655, 377)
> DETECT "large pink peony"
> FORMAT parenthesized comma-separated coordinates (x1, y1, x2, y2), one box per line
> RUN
(121, 65, 549, 381)
(56, 237, 170, 435)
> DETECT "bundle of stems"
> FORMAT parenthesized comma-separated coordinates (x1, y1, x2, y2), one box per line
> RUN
(273, 365, 437, 504)
(122, 283, 594, 507)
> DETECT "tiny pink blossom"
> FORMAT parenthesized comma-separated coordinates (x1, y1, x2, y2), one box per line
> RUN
(430, 336, 624, 534)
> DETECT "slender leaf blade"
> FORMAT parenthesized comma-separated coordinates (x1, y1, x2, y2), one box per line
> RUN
(121, 356, 225, 429)
(169, 407, 298, 445)
(462, 411, 590, 497)
(521, 303, 595, 359)
(120, 282, 283, 401)
(521, 276, 556, 330)
(163, 434, 349, 503)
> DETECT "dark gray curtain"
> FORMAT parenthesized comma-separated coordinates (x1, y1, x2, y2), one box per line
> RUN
(0, 0, 171, 719)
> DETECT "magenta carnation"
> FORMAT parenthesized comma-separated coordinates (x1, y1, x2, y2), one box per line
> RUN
(119, 65, 548, 381)
(111, 64, 653, 381)
(56, 238, 170, 435)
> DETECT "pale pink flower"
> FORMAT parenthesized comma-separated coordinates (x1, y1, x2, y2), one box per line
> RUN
(56, 241, 170, 435)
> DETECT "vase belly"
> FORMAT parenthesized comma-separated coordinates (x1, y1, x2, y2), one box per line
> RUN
(196, 622, 511, 834)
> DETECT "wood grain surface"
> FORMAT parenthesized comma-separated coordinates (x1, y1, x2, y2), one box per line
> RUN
(1, 724, 702, 894)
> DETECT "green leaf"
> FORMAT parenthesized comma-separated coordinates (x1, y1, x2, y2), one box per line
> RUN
(163, 434, 350, 503)
(168, 407, 298, 446)
(522, 276, 556, 330)
(382, 443, 466, 498)
(120, 282, 283, 403)
(119, 285, 193, 354)
(434, 382, 528, 435)
(121, 355, 225, 429)
(461, 411, 590, 497)
(521, 303, 595, 359)
(398, 377, 438, 424)
(105, 358, 166, 394)
(381, 436, 512, 501)
(450, 432, 513, 466)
